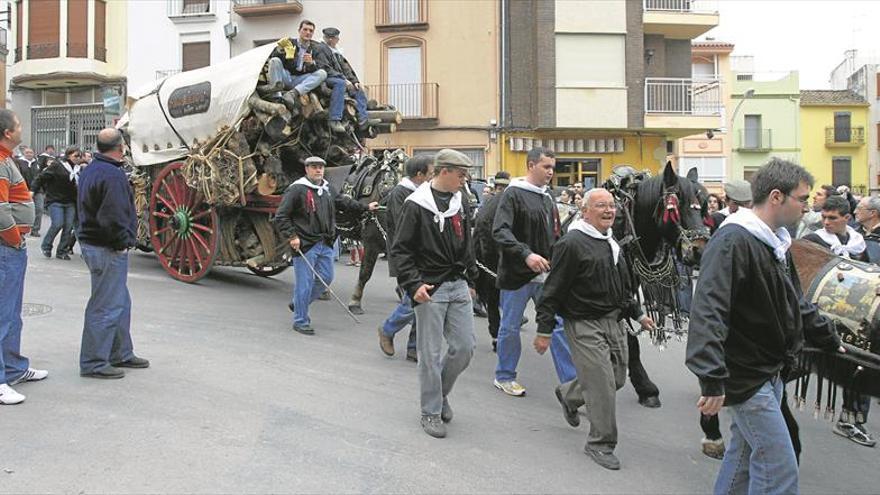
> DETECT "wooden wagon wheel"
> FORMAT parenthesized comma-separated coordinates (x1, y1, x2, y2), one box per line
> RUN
(148, 161, 219, 283)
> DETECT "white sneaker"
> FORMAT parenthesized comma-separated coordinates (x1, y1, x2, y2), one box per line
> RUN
(0, 384, 26, 405)
(494, 379, 526, 397)
(10, 368, 48, 385)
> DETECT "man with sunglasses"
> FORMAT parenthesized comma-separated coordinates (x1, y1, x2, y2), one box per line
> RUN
(77, 128, 148, 379)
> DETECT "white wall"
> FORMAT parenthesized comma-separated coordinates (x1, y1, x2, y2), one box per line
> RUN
(126, 0, 231, 96)
(229, 0, 365, 81)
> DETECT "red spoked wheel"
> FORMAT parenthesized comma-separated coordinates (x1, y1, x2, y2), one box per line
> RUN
(148, 161, 219, 283)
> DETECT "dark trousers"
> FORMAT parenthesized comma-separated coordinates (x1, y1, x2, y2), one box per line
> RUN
(475, 269, 500, 339)
(627, 333, 659, 399)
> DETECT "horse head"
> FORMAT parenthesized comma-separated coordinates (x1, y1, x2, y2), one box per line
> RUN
(634, 161, 710, 265)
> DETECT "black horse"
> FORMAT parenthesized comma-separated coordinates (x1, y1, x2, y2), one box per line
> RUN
(606, 161, 710, 407)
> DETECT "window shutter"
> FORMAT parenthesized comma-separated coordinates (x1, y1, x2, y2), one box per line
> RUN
(182, 41, 211, 71)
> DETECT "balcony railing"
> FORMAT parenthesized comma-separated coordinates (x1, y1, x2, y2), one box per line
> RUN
(825, 126, 865, 146)
(643, 0, 718, 13)
(645, 78, 722, 115)
(233, 0, 302, 16)
(156, 69, 183, 80)
(375, 0, 428, 30)
(737, 129, 772, 151)
(364, 83, 438, 120)
(27, 43, 60, 59)
(167, 0, 213, 19)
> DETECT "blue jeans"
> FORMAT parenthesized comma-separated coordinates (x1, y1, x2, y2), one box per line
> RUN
(292, 242, 334, 328)
(267, 58, 326, 96)
(79, 243, 135, 373)
(715, 377, 799, 495)
(325, 76, 368, 122)
(495, 282, 577, 383)
(0, 244, 30, 385)
(42, 202, 75, 254)
(382, 291, 417, 351)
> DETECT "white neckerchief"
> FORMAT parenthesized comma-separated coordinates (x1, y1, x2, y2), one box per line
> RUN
(508, 178, 552, 198)
(399, 177, 417, 192)
(814, 226, 866, 258)
(60, 159, 77, 182)
(405, 180, 461, 232)
(568, 218, 620, 265)
(293, 176, 330, 196)
(720, 208, 791, 263)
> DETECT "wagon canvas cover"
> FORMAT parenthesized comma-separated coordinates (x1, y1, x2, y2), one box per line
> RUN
(125, 44, 276, 167)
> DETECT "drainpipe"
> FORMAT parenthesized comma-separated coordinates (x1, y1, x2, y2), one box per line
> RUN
(499, 0, 506, 129)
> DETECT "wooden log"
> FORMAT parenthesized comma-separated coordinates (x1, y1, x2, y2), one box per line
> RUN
(367, 110, 402, 125)
(373, 123, 397, 135)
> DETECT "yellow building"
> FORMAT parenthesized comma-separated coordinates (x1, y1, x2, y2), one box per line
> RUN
(362, 0, 499, 179)
(800, 90, 870, 194)
(500, 0, 721, 186)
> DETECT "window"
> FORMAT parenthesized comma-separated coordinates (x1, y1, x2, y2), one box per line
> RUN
(67, 0, 88, 58)
(28, 0, 60, 59)
(42, 90, 67, 106)
(679, 157, 725, 182)
(412, 148, 485, 179)
(832, 156, 852, 186)
(94, 0, 106, 61)
(182, 0, 210, 14)
(744, 114, 762, 149)
(387, 0, 422, 24)
(553, 158, 600, 189)
(876, 73, 880, 100)
(877, 123, 880, 150)
(834, 112, 852, 143)
(555, 34, 625, 87)
(182, 41, 210, 71)
(386, 44, 423, 117)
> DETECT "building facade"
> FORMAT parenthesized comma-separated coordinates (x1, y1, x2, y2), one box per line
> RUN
(673, 40, 733, 192)
(361, 0, 499, 179)
(799, 90, 870, 194)
(8, 0, 127, 150)
(830, 49, 880, 192)
(729, 70, 801, 182)
(500, 0, 721, 187)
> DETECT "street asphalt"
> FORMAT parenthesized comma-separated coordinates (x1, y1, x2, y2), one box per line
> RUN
(3, 239, 878, 494)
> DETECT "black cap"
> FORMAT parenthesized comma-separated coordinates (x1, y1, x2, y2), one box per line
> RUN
(322, 27, 340, 38)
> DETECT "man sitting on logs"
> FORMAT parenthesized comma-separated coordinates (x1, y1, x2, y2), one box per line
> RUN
(264, 20, 327, 110)
(315, 27, 376, 133)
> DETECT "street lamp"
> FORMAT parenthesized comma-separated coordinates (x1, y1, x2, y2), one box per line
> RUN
(731, 88, 756, 128)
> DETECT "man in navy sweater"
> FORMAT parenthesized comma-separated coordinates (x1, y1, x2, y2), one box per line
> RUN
(76, 128, 148, 379)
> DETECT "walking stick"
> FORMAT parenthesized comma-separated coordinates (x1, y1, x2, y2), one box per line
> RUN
(295, 246, 361, 324)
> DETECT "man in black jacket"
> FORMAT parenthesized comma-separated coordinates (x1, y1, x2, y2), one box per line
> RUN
(491, 147, 576, 397)
(686, 158, 844, 493)
(317, 27, 371, 133)
(391, 149, 478, 439)
(15, 147, 41, 236)
(534, 188, 655, 470)
(473, 171, 510, 351)
(378, 155, 433, 362)
(266, 20, 327, 108)
(274, 156, 377, 335)
(802, 195, 866, 260)
(77, 129, 147, 379)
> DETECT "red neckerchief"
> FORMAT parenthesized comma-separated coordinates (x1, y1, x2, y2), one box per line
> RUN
(305, 189, 317, 213)
(451, 213, 464, 240)
(552, 203, 561, 238)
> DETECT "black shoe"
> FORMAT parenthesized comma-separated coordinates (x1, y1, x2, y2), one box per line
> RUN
(473, 306, 488, 318)
(585, 446, 620, 470)
(317, 291, 331, 301)
(555, 386, 580, 427)
(56, 252, 71, 260)
(80, 367, 125, 379)
(406, 348, 418, 363)
(293, 324, 314, 335)
(441, 398, 453, 423)
(112, 356, 150, 369)
(491, 338, 497, 353)
(42, 249, 51, 258)
(288, 302, 295, 313)
(281, 89, 300, 111)
(256, 81, 284, 97)
(421, 414, 447, 438)
(638, 396, 661, 408)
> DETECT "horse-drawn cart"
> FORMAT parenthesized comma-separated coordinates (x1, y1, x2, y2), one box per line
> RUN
(122, 44, 399, 283)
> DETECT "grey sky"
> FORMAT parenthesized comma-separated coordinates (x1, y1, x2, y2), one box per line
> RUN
(701, 0, 880, 88)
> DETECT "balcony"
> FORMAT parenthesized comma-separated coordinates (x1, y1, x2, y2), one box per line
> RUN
(826, 126, 865, 147)
(167, 0, 215, 22)
(375, 0, 428, 32)
(364, 83, 437, 126)
(643, 0, 719, 39)
(737, 129, 772, 152)
(233, 0, 302, 17)
(156, 69, 183, 80)
(644, 78, 722, 131)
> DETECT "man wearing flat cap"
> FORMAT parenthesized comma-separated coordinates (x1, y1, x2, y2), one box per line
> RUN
(313, 26, 372, 133)
(708, 180, 753, 234)
(391, 149, 479, 438)
(274, 156, 378, 335)
(473, 170, 511, 351)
